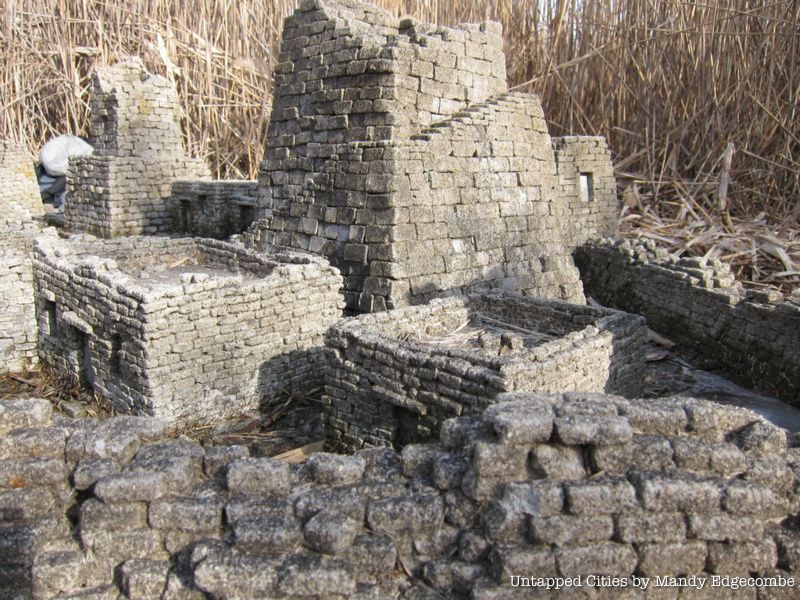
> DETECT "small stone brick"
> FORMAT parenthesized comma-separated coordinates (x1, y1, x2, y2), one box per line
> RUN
(555, 542, 637, 577)
(227, 458, 293, 495)
(528, 514, 613, 546)
(706, 540, 778, 574)
(637, 541, 707, 576)
(565, 477, 638, 515)
(304, 510, 359, 554)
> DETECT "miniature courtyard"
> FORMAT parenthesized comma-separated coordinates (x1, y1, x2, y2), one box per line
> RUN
(0, 1, 799, 599)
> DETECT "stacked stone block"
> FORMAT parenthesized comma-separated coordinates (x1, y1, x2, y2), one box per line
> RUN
(576, 238, 800, 404)
(553, 136, 617, 245)
(0, 399, 73, 600)
(323, 293, 647, 452)
(2, 392, 799, 598)
(65, 59, 210, 237)
(32, 235, 344, 427)
(170, 180, 258, 239)
(0, 141, 52, 374)
(244, 0, 618, 312)
(0, 141, 43, 225)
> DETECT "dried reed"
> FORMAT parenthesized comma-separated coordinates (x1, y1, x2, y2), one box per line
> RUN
(1, 0, 797, 287)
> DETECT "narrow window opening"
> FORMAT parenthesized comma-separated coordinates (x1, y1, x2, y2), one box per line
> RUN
(180, 200, 192, 232)
(198, 194, 208, 215)
(44, 300, 58, 336)
(67, 326, 94, 390)
(110, 334, 122, 378)
(81, 334, 95, 389)
(392, 405, 421, 448)
(579, 172, 594, 202)
(239, 204, 256, 230)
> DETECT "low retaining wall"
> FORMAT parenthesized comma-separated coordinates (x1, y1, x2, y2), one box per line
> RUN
(1, 392, 798, 599)
(323, 293, 647, 452)
(575, 239, 800, 405)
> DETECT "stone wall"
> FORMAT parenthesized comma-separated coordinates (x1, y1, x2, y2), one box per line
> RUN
(65, 59, 210, 237)
(0, 141, 43, 226)
(243, 0, 618, 312)
(553, 136, 617, 246)
(323, 293, 646, 452)
(33, 235, 344, 427)
(2, 392, 799, 599)
(170, 180, 259, 239)
(575, 239, 800, 405)
(0, 140, 50, 374)
(0, 227, 57, 374)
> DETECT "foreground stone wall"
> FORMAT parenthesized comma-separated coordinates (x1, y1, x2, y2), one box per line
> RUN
(171, 180, 259, 239)
(2, 392, 799, 599)
(65, 59, 210, 237)
(323, 293, 647, 452)
(33, 236, 344, 426)
(576, 239, 800, 405)
(243, 0, 618, 312)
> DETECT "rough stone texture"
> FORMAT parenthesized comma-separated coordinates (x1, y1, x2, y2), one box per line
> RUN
(323, 292, 646, 452)
(241, 0, 618, 312)
(552, 136, 617, 246)
(65, 59, 210, 237)
(1, 392, 799, 599)
(170, 180, 258, 239)
(0, 141, 53, 374)
(0, 141, 44, 226)
(575, 238, 800, 404)
(33, 235, 344, 426)
(0, 227, 56, 374)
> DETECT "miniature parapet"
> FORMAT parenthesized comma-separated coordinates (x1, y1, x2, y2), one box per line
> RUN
(242, 0, 618, 312)
(32, 235, 344, 426)
(323, 292, 646, 452)
(170, 180, 259, 239)
(0, 141, 55, 373)
(65, 59, 210, 237)
(576, 238, 800, 404)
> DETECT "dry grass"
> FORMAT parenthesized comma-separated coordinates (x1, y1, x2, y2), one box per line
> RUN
(1, 0, 797, 288)
(0, 367, 117, 418)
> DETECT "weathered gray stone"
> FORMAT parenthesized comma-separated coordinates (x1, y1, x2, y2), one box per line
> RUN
(304, 510, 360, 554)
(227, 457, 293, 495)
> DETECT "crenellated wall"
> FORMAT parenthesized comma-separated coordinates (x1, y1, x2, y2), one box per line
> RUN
(170, 180, 259, 239)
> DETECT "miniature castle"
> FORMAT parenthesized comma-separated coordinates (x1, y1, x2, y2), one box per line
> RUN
(1, 1, 799, 598)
